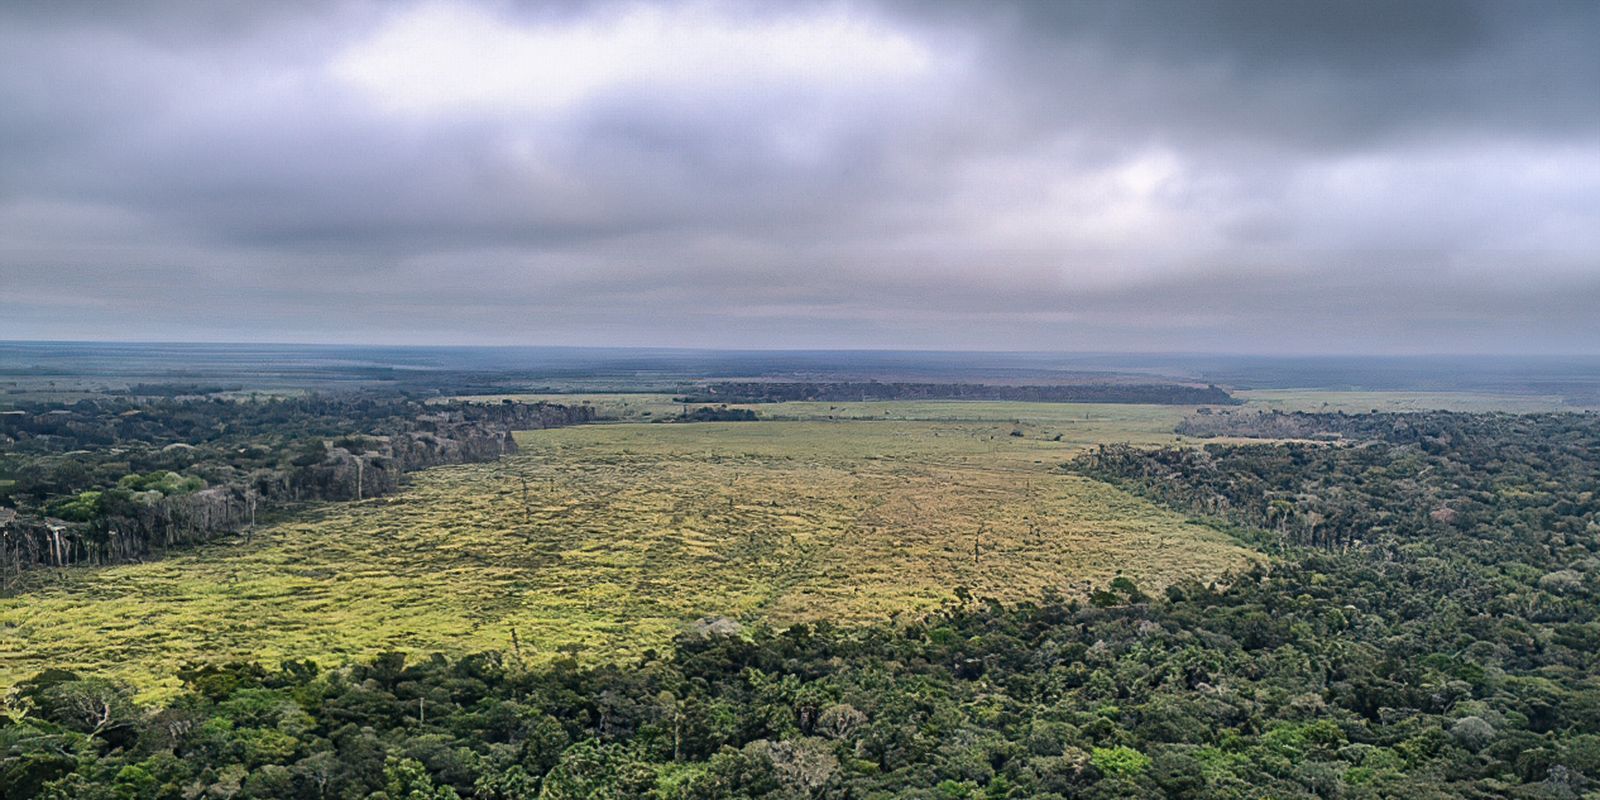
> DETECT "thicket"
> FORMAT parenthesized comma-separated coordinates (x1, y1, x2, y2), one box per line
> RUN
(671, 407, 760, 423)
(1170, 408, 1573, 442)
(3, 411, 1597, 797)
(0, 397, 591, 579)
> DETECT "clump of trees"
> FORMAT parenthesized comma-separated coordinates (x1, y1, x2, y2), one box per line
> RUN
(0, 397, 592, 579)
(3, 409, 1598, 797)
(671, 406, 759, 423)
(1085, 410, 1600, 554)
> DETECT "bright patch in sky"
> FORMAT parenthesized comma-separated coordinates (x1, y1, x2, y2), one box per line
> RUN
(332, 2, 933, 116)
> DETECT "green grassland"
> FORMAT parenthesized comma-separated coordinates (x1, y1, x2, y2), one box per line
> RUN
(1, 414, 1258, 698)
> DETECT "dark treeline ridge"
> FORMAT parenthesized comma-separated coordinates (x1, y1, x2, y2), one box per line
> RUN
(1168, 407, 1576, 441)
(675, 382, 1240, 406)
(671, 406, 760, 423)
(0, 396, 592, 579)
(5, 411, 1600, 798)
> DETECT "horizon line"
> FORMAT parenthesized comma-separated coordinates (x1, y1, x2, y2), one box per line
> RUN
(3, 338, 1599, 361)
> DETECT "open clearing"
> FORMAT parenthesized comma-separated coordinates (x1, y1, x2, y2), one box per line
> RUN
(458, 394, 1210, 445)
(1, 413, 1259, 697)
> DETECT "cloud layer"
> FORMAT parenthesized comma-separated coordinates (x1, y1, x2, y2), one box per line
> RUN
(2, 0, 1596, 352)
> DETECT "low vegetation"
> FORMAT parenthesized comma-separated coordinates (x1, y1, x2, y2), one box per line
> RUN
(0, 420, 1255, 698)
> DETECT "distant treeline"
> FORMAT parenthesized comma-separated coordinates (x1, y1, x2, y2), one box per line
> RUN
(110, 383, 249, 397)
(0, 397, 592, 581)
(1174, 407, 1600, 444)
(676, 381, 1240, 405)
(671, 406, 759, 422)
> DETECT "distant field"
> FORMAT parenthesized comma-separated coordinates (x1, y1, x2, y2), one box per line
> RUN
(458, 394, 1207, 443)
(0, 419, 1257, 698)
(476, 389, 1586, 420)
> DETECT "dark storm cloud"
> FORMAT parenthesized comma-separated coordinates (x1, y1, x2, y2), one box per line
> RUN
(0, 0, 1595, 352)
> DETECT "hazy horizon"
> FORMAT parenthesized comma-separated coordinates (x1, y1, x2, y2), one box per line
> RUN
(3, 1, 1596, 353)
(8, 337, 1600, 359)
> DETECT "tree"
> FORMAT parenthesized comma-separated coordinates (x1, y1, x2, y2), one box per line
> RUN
(383, 757, 461, 800)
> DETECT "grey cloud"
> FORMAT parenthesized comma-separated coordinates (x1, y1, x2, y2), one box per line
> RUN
(0, 0, 1596, 353)
(936, 0, 1600, 149)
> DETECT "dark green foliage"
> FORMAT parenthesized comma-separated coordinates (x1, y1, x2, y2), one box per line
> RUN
(673, 406, 759, 422)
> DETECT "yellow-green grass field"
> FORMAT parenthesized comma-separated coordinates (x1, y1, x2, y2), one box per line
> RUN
(2, 416, 1260, 699)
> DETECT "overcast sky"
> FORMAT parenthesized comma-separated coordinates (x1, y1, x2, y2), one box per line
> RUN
(2, 0, 1596, 353)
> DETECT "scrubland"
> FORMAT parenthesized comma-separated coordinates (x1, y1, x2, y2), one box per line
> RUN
(1, 412, 1257, 697)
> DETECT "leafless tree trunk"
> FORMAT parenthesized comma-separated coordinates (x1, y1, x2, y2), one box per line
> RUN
(520, 477, 534, 542)
(246, 488, 258, 543)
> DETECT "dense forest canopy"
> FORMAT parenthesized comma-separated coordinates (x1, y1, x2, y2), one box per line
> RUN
(3, 408, 1597, 797)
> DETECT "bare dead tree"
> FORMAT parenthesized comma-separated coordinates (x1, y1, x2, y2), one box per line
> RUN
(245, 488, 259, 544)
(521, 476, 534, 542)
